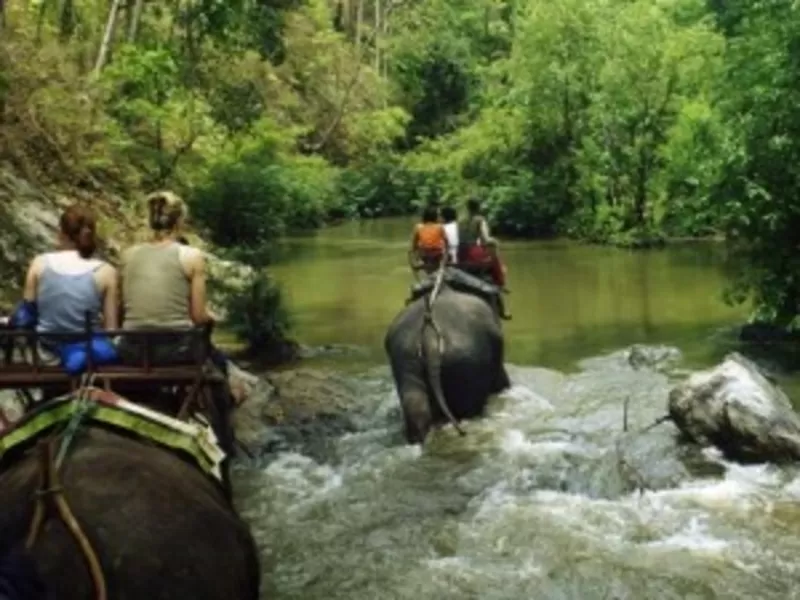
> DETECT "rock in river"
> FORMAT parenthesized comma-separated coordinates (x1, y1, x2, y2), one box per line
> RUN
(668, 352, 800, 462)
(231, 365, 360, 459)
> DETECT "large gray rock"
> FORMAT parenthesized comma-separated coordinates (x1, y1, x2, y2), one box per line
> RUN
(0, 169, 58, 291)
(229, 362, 277, 454)
(668, 352, 800, 462)
(229, 366, 360, 458)
(0, 390, 25, 430)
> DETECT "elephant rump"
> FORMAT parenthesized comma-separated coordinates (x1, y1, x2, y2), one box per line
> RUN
(0, 427, 261, 600)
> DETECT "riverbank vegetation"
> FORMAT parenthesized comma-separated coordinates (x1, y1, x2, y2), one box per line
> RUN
(1, 0, 799, 333)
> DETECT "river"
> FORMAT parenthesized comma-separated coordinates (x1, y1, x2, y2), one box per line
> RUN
(234, 219, 800, 600)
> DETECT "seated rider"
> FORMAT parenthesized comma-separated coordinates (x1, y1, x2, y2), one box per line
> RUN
(19, 204, 120, 370)
(441, 205, 459, 265)
(118, 191, 223, 371)
(457, 197, 511, 320)
(410, 205, 449, 274)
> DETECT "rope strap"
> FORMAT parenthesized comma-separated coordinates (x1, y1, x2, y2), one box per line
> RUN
(25, 436, 108, 600)
(55, 372, 97, 470)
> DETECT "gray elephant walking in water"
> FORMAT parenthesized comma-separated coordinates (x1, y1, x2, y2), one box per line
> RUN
(384, 268, 511, 444)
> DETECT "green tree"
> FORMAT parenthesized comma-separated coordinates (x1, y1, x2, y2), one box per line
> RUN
(713, 0, 800, 325)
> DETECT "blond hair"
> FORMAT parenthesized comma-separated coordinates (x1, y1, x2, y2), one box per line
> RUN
(146, 191, 186, 233)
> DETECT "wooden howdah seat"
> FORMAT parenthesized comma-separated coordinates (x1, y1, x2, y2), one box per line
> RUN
(0, 317, 225, 420)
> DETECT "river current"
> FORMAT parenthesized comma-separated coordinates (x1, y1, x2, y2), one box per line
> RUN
(233, 220, 800, 599)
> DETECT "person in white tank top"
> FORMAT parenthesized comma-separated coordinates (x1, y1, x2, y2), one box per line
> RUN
(22, 204, 118, 333)
(441, 205, 459, 264)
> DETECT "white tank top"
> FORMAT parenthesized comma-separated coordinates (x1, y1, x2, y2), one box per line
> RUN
(443, 222, 459, 263)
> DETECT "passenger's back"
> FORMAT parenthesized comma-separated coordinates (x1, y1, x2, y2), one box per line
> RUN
(37, 251, 104, 336)
(121, 242, 192, 330)
(119, 241, 198, 365)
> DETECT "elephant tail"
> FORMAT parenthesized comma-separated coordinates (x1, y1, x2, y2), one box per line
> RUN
(421, 311, 466, 437)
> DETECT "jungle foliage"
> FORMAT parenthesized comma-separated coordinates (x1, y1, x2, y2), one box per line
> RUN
(1, 0, 799, 330)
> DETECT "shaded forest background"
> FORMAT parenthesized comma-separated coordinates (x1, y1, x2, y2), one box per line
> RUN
(2, 0, 800, 336)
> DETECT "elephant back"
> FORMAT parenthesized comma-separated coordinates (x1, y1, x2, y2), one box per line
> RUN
(408, 267, 501, 310)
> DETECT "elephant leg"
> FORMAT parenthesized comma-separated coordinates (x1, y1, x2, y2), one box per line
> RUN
(489, 335, 511, 394)
(401, 388, 432, 445)
(493, 365, 511, 393)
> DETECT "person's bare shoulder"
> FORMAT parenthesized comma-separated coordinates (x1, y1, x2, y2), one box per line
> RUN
(93, 261, 117, 287)
(28, 254, 46, 276)
(99, 261, 118, 277)
(178, 245, 205, 277)
(119, 244, 141, 264)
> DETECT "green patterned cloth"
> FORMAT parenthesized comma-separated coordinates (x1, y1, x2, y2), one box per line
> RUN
(0, 391, 226, 482)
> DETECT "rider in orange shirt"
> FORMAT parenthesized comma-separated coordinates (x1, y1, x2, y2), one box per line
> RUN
(410, 205, 450, 274)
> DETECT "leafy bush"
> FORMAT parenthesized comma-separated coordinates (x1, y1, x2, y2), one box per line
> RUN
(188, 118, 338, 263)
(213, 268, 296, 361)
(336, 156, 429, 218)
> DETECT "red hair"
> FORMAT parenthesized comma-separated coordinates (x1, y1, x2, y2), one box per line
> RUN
(59, 204, 97, 258)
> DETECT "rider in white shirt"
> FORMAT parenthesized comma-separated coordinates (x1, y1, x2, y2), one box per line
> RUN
(441, 205, 459, 264)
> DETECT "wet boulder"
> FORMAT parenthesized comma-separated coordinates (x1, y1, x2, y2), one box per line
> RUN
(0, 170, 58, 288)
(230, 367, 360, 459)
(668, 352, 800, 462)
(229, 362, 278, 455)
(627, 344, 682, 372)
(0, 391, 25, 429)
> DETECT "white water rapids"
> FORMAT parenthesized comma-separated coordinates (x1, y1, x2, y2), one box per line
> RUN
(233, 348, 800, 600)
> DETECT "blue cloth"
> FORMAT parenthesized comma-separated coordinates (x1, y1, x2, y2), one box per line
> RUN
(9, 301, 37, 330)
(9, 298, 118, 375)
(57, 335, 120, 375)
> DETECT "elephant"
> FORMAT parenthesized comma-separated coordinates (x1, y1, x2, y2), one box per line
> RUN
(384, 269, 511, 444)
(0, 545, 45, 600)
(0, 390, 261, 599)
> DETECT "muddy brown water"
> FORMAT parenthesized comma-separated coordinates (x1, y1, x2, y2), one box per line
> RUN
(233, 219, 800, 600)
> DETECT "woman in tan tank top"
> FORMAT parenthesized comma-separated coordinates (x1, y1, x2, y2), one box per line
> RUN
(120, 191, 213, 330)
(118, 192, 217, 365)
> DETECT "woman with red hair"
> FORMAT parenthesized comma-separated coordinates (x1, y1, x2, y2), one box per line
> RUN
(17, 204, 119, 370)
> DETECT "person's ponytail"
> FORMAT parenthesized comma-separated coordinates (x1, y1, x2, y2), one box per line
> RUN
(146, 191, 185, 233)
(59, 204, 98, 259)
(75, 224, 96, 258)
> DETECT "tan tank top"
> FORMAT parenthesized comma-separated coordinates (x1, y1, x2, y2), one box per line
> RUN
(122, 242, 192, 329)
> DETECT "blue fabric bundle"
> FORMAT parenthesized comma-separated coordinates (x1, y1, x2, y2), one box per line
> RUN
(9, 299, 119, 374)
(8, 301, 37, 330)
(57, 336, 119, 375)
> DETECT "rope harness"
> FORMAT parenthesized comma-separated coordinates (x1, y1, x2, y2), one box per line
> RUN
(418, 258, 447, 357)
(55, 373, 98, 470)
(417, 261, 466, 437)
(24, 372, 108, 600)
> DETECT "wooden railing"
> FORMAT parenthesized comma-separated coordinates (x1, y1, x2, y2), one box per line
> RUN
(0, 313, 222, 390)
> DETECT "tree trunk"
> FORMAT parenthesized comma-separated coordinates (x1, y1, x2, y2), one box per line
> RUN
(36, 0, 53, 42)
(374, 0, 381, 72)
(127, 0, 145, 42)
(382, 14, 389, 80)
(355, 0, 363, 53)
(169, 0, 182, 42)
(93, 0, 124, 75)
(634, 145, 650, 227)
(57, 0, 76, 41)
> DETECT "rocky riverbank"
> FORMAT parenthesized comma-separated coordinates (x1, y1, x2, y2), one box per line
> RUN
(230, 364, 366, 460)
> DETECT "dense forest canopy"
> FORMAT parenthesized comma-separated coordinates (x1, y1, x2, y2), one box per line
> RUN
(1, 0, 800, 327)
